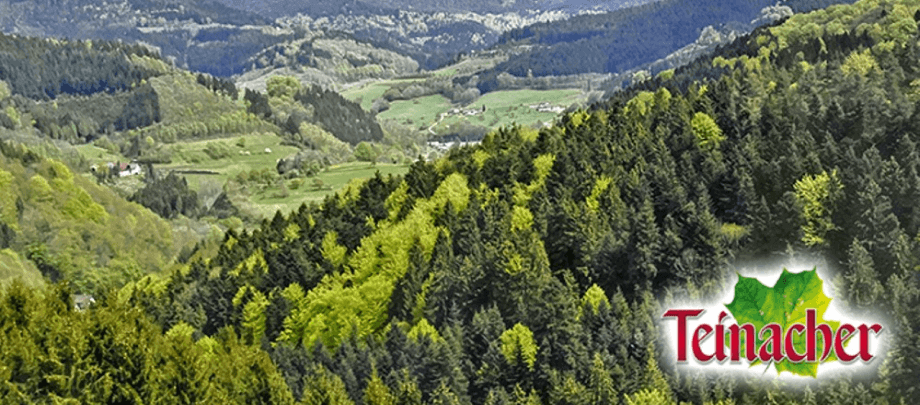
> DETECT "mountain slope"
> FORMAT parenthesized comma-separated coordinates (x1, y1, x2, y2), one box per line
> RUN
(0, 138, 176, 294)
(122, 0, 920, 402)
(472, 0, 856, 90)
(3, 0, 920, 403)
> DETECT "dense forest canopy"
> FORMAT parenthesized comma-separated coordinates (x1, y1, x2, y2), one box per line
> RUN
(2, 0, 920, 403)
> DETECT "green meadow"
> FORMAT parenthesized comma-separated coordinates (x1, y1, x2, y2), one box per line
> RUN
(249, 162, 409, 218)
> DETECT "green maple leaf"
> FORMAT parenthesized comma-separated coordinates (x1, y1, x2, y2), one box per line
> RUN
(724, 268, 839, 377)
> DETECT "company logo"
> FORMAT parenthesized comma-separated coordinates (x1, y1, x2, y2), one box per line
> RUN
(661, 268, 883, 377)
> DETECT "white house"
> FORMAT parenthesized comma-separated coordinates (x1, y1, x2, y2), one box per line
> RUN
(117, 162, 142, 177)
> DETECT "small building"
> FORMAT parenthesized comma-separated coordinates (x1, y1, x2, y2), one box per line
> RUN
(72, 294, 96, 311)
(118, 162, 142, 177)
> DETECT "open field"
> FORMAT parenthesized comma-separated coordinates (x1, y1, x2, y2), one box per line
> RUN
(248, 162, 410, 218)
(340, 81, 394, 110)
(339, 78, 422, 110)
(76, 133, 410, 219)
(377, 88, 584, 136)
(439, 88, 583, 130)
(156, 133, 299, 189)
(377, 95, 453, 130)
(75, 144, 127, 165)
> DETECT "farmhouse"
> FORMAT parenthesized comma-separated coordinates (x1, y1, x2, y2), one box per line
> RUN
(116, 162, 142, 177)
(91, 161, 142, 177)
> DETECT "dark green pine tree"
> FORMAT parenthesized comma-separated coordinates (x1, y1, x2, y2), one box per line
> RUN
(842, 239, 883, 310)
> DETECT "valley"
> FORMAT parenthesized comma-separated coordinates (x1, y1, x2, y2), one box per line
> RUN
(2, 0, 918, 403)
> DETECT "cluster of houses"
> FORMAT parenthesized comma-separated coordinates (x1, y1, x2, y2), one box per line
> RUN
(90, 161, 142, 177)
(427, 140, 481, 153)
(529, 102, 565, 113)
(440, 105, 487, 120)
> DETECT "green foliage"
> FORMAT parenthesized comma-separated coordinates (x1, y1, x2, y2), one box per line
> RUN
(0, 169, 17, 230)
(656, 69, 675, 80)
(3, 106, 19, 129)
(203, 141, 234, 160)
(473, 149, 490, 169)
(841, 49, 880, 76)
(234, 286, 270, 345)
(500, 323, 538, 370)
(165, 321, 196, 339)
(423, 173, 472, 215)
(364, 369, 396, 405)
(585, 176, 613, 212)
(842, 239, 884, 309)
(299, 121, 352, 158)
(26, 0, 920, 402)
(302, 365, 355, 405)
(794, 170, 842, 247)
(690, 112, 724, 150)
(624, 389, 675, 405)
(0, 249, 44, 289)
(266, 76, 303, 100)
(719, 223, 750, 244)
(130, 172, 200, 219)
(625, 91, 655, 117)
(0, 147, 174, 293)
(407, 318, 441, 342)
(230, 249, 268, 277)
(0, 32, 162, 100)
(580, 284, 610, 317)
(0, 282, 297, 403)
(588, 353, 618, 404)
(0, 80, 10, 100)
(510, 206, 534, 232)
(384, 181, 410, 221)
(725, 269, 839, 377)
(321, 231, 347, 268)
(279, 175, 465, 348)
(354, 141, 379, 163)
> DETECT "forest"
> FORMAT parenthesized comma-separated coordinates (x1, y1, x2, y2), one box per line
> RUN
(2, 0, 920, 403)
(471, 0, 855, 92)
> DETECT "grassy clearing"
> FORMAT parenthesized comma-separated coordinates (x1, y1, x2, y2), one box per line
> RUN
(158, 135, 409, 219)
(248, 162, 410, 217)
(75, 144, 126, 164)
(377, 95, 453, 130)
(374, 88, 584, 136)
(157, 133, 299, 190)
(438, 89, 583, 131)
(340, 82, 393, 110)
(74, 132, 408, 221)
(431, 67, 458, 77)
(340, 78, 422, 110)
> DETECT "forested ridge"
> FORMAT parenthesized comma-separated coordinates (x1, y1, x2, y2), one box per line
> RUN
(0, 31, 384, 157)
(471, 0, 855, 92)
(3, 0, 920, 403)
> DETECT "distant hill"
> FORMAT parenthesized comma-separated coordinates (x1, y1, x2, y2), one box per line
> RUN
(213, 0, 653, 18)
(471, 0, 855, 92)
(0, 0, 285, 77)
(0, 32, 382, 156)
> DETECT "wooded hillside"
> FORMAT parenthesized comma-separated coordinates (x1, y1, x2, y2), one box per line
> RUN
(2, 0, 920, 403)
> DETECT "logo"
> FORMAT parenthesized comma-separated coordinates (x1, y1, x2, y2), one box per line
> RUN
(661, 268, 883, 377)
